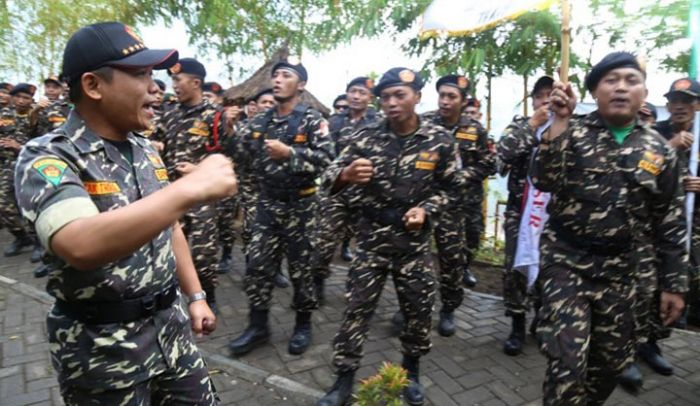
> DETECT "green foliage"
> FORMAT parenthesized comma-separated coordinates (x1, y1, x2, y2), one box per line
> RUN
(354, 362, 408, 406)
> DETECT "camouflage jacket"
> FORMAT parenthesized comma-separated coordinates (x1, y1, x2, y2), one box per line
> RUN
(0, 107, 33, 165)
(323, 117, 466, 254)
(497, 115, 539, 213)
(531, 111, 688, 291)
(156, 99, 226, 179)
(13, 111, 193, 389)
(423, 110, 497, 201)
(141, 106, 164, 140)
(32, 100, 71, 138)
(328, 108, 379, 155)
(228, 103, 334, 193)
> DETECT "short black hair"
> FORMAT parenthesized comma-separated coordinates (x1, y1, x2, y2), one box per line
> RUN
(68, 66, 114, 103)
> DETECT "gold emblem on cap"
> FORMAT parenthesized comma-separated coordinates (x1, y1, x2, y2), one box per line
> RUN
(169, 63, 182, 74)
(674, 79, 692, 91)
(124, 25, 144, 44)
(399, 69, 415, 83)
(212, 83, 221, 92)
(365, 78, 375, 89)
(457, 76, 468, 89)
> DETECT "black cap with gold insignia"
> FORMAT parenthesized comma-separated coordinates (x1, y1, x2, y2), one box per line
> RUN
(585, 51, 645, 92)
(346, 76, 375, 92)
(168, 58, 206, 79)
(664, 77, 700, 99)
(436, 74, 470, 96)
(373, 67, 424, 96)
(43, 76, 63, 86)
(61, 22, 178, 85)
(10, 83, 36, 97)
(203, 82, 223, 96)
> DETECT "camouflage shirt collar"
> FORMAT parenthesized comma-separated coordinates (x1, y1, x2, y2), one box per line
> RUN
(176, 99, 210, 114)
(585, 110, 643, 131)
(380, 116, 431, 139)
(65, 111, 140, 157)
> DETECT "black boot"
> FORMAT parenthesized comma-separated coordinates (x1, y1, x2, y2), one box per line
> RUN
(391, 310, 405, 332)
(30, 244, 44, 264)
(317, 370, 354, 406)
(638, 341, 674, 376)
(275, 270, 290, 288)
(229, 309, 270, 356)
(340, 240, 353, 262)
(462, 268, 477, 288)
(619, 362, 643, 392)
(314, 276, 325, 307)
(503, 314, 526, 356)
(217, 246, 233, 274)
(437, 308, 456, 337)
(3, 235, 32, 257)
(402, 355, 424, 406)
(288, 311, 312, 355)
(33, 263, 50, 278)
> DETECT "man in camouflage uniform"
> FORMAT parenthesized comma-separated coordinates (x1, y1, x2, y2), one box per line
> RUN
(317, 68, 469, 406)
(497, 75, 553, 356)
(31, 76, 72, 139)
(1, 83, 37, 257)
(465, 97, 483, 123)
(0, 82, 12, 108)
(156, 58, 228, 313)
(312, 76, 379, 304)
(227, 61, 333, 357)
(530, 52, 688, 405)
(14, 22, 236, 404)
(412, 74, 496, 337)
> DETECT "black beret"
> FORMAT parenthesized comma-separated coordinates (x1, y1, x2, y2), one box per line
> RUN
(251, 88, 273, 103)
(664, 77, 700, 99)
(640, 101, 658, 119)
(168, 58, 206, 78)
(154, 79, 166, 91)
(373, 67, 424, 96)
(585, 51, 645, 92)
(333, 94, 347, 106)
(531, 76, 554, 96)
(466, 98, 481, 108)
(436, 74, 469, 95)
(0, 82, 12, 92)
(346, 76, 375, 92)
(10, 83, 36, 96)
(203, 82, 223, 95)
(43, 75, 63, 86)
(272, 61, 308, 82)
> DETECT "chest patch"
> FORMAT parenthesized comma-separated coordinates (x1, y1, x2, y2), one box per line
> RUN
(456, 126, 478, 141)
(147, 153, 165, 167)
(187, 120, 210, 137)
(154, 168, 169, 181)
(294, 134, 307, 143)
(48, 116, 66, 123)
(84, 181, 121, 195)
(32, 158, 67, 186)
(638, 151, 663, 176)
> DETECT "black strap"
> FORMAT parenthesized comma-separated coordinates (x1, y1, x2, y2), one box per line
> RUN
(54, 284, 179, 325)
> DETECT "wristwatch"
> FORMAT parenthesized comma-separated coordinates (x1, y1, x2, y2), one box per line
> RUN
(188, 291, 207, 304)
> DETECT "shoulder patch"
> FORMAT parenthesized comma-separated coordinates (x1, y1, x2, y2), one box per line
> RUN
(32, 158, 67, 186)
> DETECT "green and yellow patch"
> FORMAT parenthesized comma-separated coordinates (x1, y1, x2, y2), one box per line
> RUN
(32, 158, 67, 186)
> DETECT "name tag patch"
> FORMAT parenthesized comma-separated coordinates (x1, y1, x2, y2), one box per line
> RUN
(154, 168, 169, 181)
(48, 116, 66, 123)
(84, 181, 121, 195)
(455, 131, 478, 141)
(32, 158, 67, 186)
(416, 161, 436, 170)
(147, 153, 165, 167)
(638, 151, 663, 176)
(187, 120, 210, 137)
(294, 134, 307, 143)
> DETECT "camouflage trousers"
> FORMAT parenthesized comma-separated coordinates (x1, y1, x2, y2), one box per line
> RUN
(332, 247, 435, 373)
(502, 206, 530, 316)
(217, 195, 238, 249)
(61, 358, 217, 406)
(433, 208, 466, 311)
(238, 179, 258, 255)
(538, 265, 635, 406)
(0, 166, 28, 238)
(244, 193, 317, 311)
(312, 193, 354, 280)
(633, 248, 670, 345)
(181, 204, 218, 295)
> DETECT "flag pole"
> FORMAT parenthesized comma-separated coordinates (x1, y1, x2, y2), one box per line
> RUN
(559, 0, 570, 83)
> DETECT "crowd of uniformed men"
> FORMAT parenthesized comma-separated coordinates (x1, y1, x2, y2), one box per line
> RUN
(1, 21, 699, 406)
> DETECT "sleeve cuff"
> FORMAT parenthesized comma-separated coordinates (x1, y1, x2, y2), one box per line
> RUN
(35, 197, 99, 253)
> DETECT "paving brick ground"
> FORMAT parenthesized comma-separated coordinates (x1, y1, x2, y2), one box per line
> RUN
(1, 229, 700, 405)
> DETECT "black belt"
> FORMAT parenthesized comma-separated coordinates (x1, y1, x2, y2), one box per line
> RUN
(261, 185, 317, 202)
(54, 284, 179, 325)
(549, 220, 631, 256)
(362, 206, 409, 228)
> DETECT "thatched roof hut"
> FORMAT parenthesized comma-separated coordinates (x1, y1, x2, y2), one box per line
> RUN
(223, 47, 331, 117)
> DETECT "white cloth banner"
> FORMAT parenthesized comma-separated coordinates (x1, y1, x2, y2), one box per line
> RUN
(420, 0, 556, 37)
(513, 118, 553, 288)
